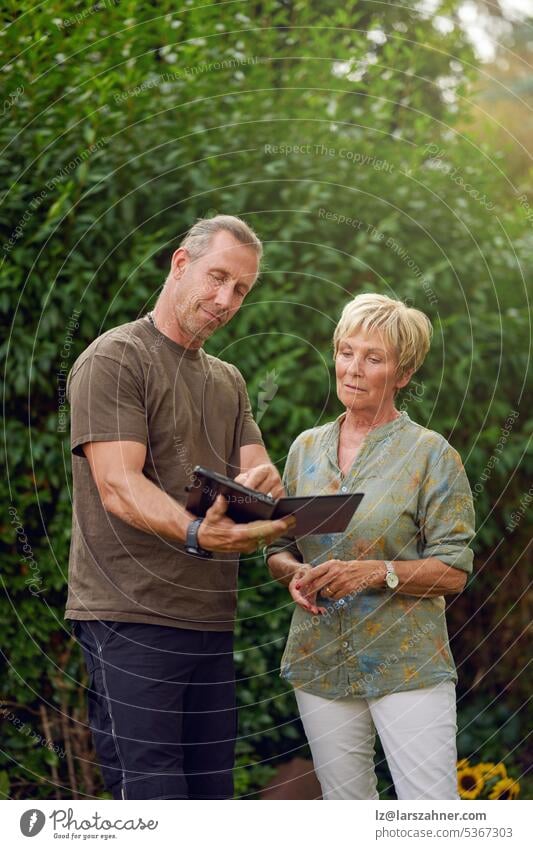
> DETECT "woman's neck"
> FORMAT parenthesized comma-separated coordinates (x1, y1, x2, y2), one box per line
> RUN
(341, 406, 400, 439)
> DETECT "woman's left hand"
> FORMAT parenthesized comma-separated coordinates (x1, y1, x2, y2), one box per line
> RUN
(295, 559, 386, 601)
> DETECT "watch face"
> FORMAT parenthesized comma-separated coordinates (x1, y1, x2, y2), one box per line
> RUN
(386, 572, 399, 589)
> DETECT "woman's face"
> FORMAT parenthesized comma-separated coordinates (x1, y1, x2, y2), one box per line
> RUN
(335, 327, 411, 414)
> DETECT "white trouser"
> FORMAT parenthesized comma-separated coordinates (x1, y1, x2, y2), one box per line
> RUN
(295, 681, 459, 800)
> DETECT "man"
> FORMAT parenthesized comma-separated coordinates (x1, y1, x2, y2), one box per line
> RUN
(66, 215, 293, 800)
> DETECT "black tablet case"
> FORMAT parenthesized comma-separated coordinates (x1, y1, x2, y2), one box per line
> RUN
(186, 466, 363, 536)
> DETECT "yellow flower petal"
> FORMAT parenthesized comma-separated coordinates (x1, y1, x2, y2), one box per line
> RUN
(488, 777, 519, 800)
(457, 767, 484, 800)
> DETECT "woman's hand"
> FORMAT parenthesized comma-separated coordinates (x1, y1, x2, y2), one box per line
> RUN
(295, 559, 386, 601)
(289, 565, 327, 616)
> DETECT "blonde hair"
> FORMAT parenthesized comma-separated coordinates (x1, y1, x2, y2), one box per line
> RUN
(333, 293, 432, 376)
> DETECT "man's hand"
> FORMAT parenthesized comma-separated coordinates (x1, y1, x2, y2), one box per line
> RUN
(289, 565, 327, 616)
(234, 463, 284, 498)
(295, 559, 386, 601)
(197, 494, 295, 554)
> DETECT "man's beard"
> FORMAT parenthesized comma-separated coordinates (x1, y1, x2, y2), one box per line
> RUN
(175, 300, 227, 343)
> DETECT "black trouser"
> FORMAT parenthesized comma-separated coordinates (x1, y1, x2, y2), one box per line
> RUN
(71, 620, 236, 799)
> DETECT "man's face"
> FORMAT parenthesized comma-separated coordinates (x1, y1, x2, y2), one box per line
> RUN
(170, 230, 259, 346)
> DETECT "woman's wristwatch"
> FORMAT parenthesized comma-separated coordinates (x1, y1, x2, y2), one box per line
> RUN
(185, 518, 213, 559)
(384, 560, 399, 589)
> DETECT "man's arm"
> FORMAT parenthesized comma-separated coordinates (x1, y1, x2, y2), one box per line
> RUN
(83, 439, 191, 541)
(83, 440, 293, 553)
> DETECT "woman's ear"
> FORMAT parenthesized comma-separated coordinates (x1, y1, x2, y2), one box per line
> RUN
(395, 368, 414, 391)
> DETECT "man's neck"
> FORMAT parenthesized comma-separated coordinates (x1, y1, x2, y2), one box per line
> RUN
(152, 297, 203, 350)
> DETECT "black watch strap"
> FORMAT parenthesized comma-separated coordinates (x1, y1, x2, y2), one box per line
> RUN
(185, 518, 213, 559)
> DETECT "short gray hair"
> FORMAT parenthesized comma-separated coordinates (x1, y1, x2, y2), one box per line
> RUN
(180, 214, 263, 262)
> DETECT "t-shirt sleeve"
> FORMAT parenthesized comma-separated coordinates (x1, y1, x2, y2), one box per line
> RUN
(232, 366, 264, 448)
(418, 445, 475, 574)
(265, 440, 303, 564)
(67, 354, 148, 458)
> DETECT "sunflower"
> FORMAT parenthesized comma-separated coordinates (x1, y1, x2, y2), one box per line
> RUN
(457, 758, 470, 770)
(457, 766, 484, 799)
(488, 777, 520, 799)
(480, 762, 507, 782)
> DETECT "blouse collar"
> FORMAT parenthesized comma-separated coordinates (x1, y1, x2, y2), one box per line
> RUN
(325, 409, 411, 468)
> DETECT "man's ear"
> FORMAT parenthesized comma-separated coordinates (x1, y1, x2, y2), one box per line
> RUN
(395, 368, 414, 391)
(170, 247, 189, 279)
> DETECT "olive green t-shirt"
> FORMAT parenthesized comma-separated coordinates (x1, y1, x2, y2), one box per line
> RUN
(65, 314, 264, 631)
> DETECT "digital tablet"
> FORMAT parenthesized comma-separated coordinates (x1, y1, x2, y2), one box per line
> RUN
(185, 466, 363, 536)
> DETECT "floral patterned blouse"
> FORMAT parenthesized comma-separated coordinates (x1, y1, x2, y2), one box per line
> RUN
(266, 411, 475, 699)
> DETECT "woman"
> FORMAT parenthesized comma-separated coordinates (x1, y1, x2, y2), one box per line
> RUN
(266, 293, 475, 800)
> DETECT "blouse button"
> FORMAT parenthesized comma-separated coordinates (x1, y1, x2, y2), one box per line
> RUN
(341, 486, 347, 493)
(342, 641, 349, 649)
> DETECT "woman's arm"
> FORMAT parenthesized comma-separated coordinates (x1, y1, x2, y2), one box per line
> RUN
(295, 556, 467, 602)
(388, 558, 467, 595)
(297, 442, 475, 602)
(268, 551, 327, 615)
(267, 550, 305, 587)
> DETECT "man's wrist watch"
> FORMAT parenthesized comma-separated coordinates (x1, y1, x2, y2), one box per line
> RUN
(185, 518, 213, 559)
(384, 560, 399, 589)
